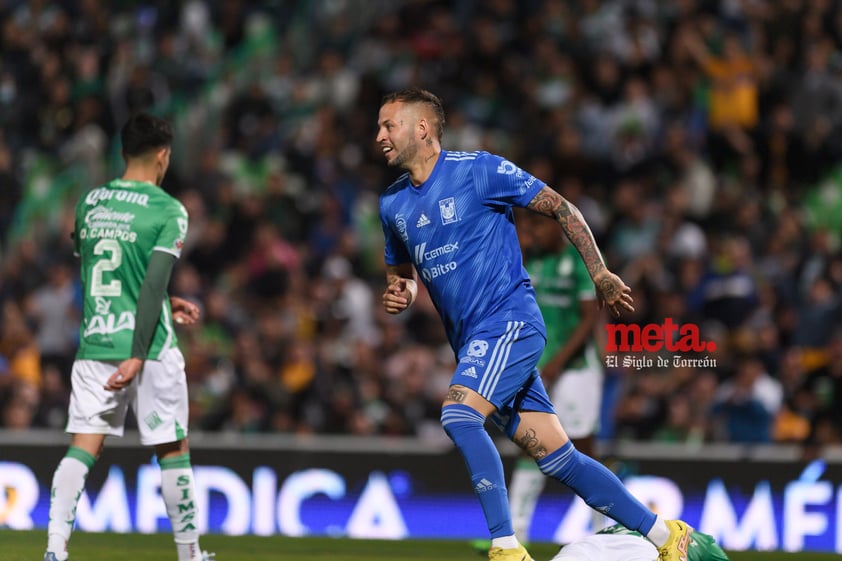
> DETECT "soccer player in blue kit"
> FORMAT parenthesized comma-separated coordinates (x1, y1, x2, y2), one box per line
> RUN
(378, 89, 692, 561)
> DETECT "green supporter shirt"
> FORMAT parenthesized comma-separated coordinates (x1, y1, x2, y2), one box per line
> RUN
(596, 524, 731, 561)
(74, 179, 188, 360)
(526, 243, 596, 370)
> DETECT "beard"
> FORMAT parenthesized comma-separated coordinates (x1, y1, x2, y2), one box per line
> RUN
(388, 140, 418, 169)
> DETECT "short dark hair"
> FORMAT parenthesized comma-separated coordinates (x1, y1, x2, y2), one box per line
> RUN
(120, 113, 173, 158)
(381, 88, 446, 140)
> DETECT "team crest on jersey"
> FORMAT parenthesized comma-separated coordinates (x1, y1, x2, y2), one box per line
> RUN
(395, 214, 408, 241)
(438, 197, 459, 225)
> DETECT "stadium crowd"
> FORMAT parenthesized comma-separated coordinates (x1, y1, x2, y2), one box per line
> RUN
(2, 0, 842, 452)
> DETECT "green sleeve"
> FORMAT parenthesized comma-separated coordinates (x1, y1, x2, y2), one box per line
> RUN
(131, 250, 176, 359)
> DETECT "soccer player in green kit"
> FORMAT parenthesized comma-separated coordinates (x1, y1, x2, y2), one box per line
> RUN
(508, 210, 603, 543)
(44, 114, 211, 561)
(552, 524, 730, 561)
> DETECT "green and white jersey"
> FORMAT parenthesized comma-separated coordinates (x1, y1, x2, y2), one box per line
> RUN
(595, 524, 731, 561)
(74, 179, 188, 360)
(526, 244, 596, 370)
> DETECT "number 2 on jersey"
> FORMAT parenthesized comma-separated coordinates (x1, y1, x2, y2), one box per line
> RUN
(91, 238, 122, 297)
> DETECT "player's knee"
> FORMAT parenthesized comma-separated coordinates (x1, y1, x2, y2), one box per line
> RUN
(537, 441, 583, 478)
(440, 403, 485, 441)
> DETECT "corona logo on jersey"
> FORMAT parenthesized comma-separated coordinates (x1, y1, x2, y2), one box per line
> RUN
(84, 186, 150, 207)
(603, 318, 718, 369)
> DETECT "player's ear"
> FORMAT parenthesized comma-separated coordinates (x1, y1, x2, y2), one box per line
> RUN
(418, 118, 429, 140)
(156, 146, 171, 166)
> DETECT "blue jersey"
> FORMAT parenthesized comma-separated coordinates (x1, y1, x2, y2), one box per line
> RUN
(380, 150, 547, 351)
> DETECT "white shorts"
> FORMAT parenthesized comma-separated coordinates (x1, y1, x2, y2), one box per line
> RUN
(67, 347, 190, 446)
(550, 355, 603, 440)
(552, 534, 657, 561)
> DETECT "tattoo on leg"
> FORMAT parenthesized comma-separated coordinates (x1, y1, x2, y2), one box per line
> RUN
(515, 428, 548, 459)
(446, 388, 467, 402)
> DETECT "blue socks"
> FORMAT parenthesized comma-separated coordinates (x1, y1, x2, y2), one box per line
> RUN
(441, 404, 513, 538)
(538, 440, 656, 534)
(442, 405, 655, 538)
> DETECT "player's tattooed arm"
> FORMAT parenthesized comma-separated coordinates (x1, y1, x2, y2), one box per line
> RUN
(527, 186, 634, 317)
(527, 186, 605, 277)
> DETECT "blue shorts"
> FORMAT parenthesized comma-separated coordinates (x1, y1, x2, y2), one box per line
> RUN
(452, 321, 555, 438)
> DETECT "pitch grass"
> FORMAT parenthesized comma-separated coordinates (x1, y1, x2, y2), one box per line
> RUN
(3, 530, 839, 561)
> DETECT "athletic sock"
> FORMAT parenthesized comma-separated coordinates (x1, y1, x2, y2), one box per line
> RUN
(47, 447, 96, 559)
(508, 457, 545, 542)
(441, 404, 513, 538)
(646, 515, 671, 547)
(490, 535, 520, 549)
(537, 441, 656, 535)
(159, 453, 202, 561)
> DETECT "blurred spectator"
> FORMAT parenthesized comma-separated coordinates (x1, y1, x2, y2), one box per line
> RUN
(0, 141, 22, 248)
(1, 380, 40, 429)
(0, 300, 41, 390)
(711, 354, 783, 443)
(803, 331, 842, 445)
(25, 261, 78, 379)
(687, 235, 758, 329)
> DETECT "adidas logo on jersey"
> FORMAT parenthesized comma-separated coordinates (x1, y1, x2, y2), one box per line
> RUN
(474, 478, 496, 493)
(462, 366, 478, 379)
(416, 213, 431, 227)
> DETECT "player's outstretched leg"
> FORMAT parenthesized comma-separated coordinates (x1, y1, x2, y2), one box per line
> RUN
(535, 438, 691, 557)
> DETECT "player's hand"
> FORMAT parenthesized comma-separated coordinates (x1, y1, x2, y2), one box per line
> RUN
(104, 358, 143, 391)
(170, 296, 200, 325)
(382, 279, 416, 314)
(593, 270, 634, 318)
